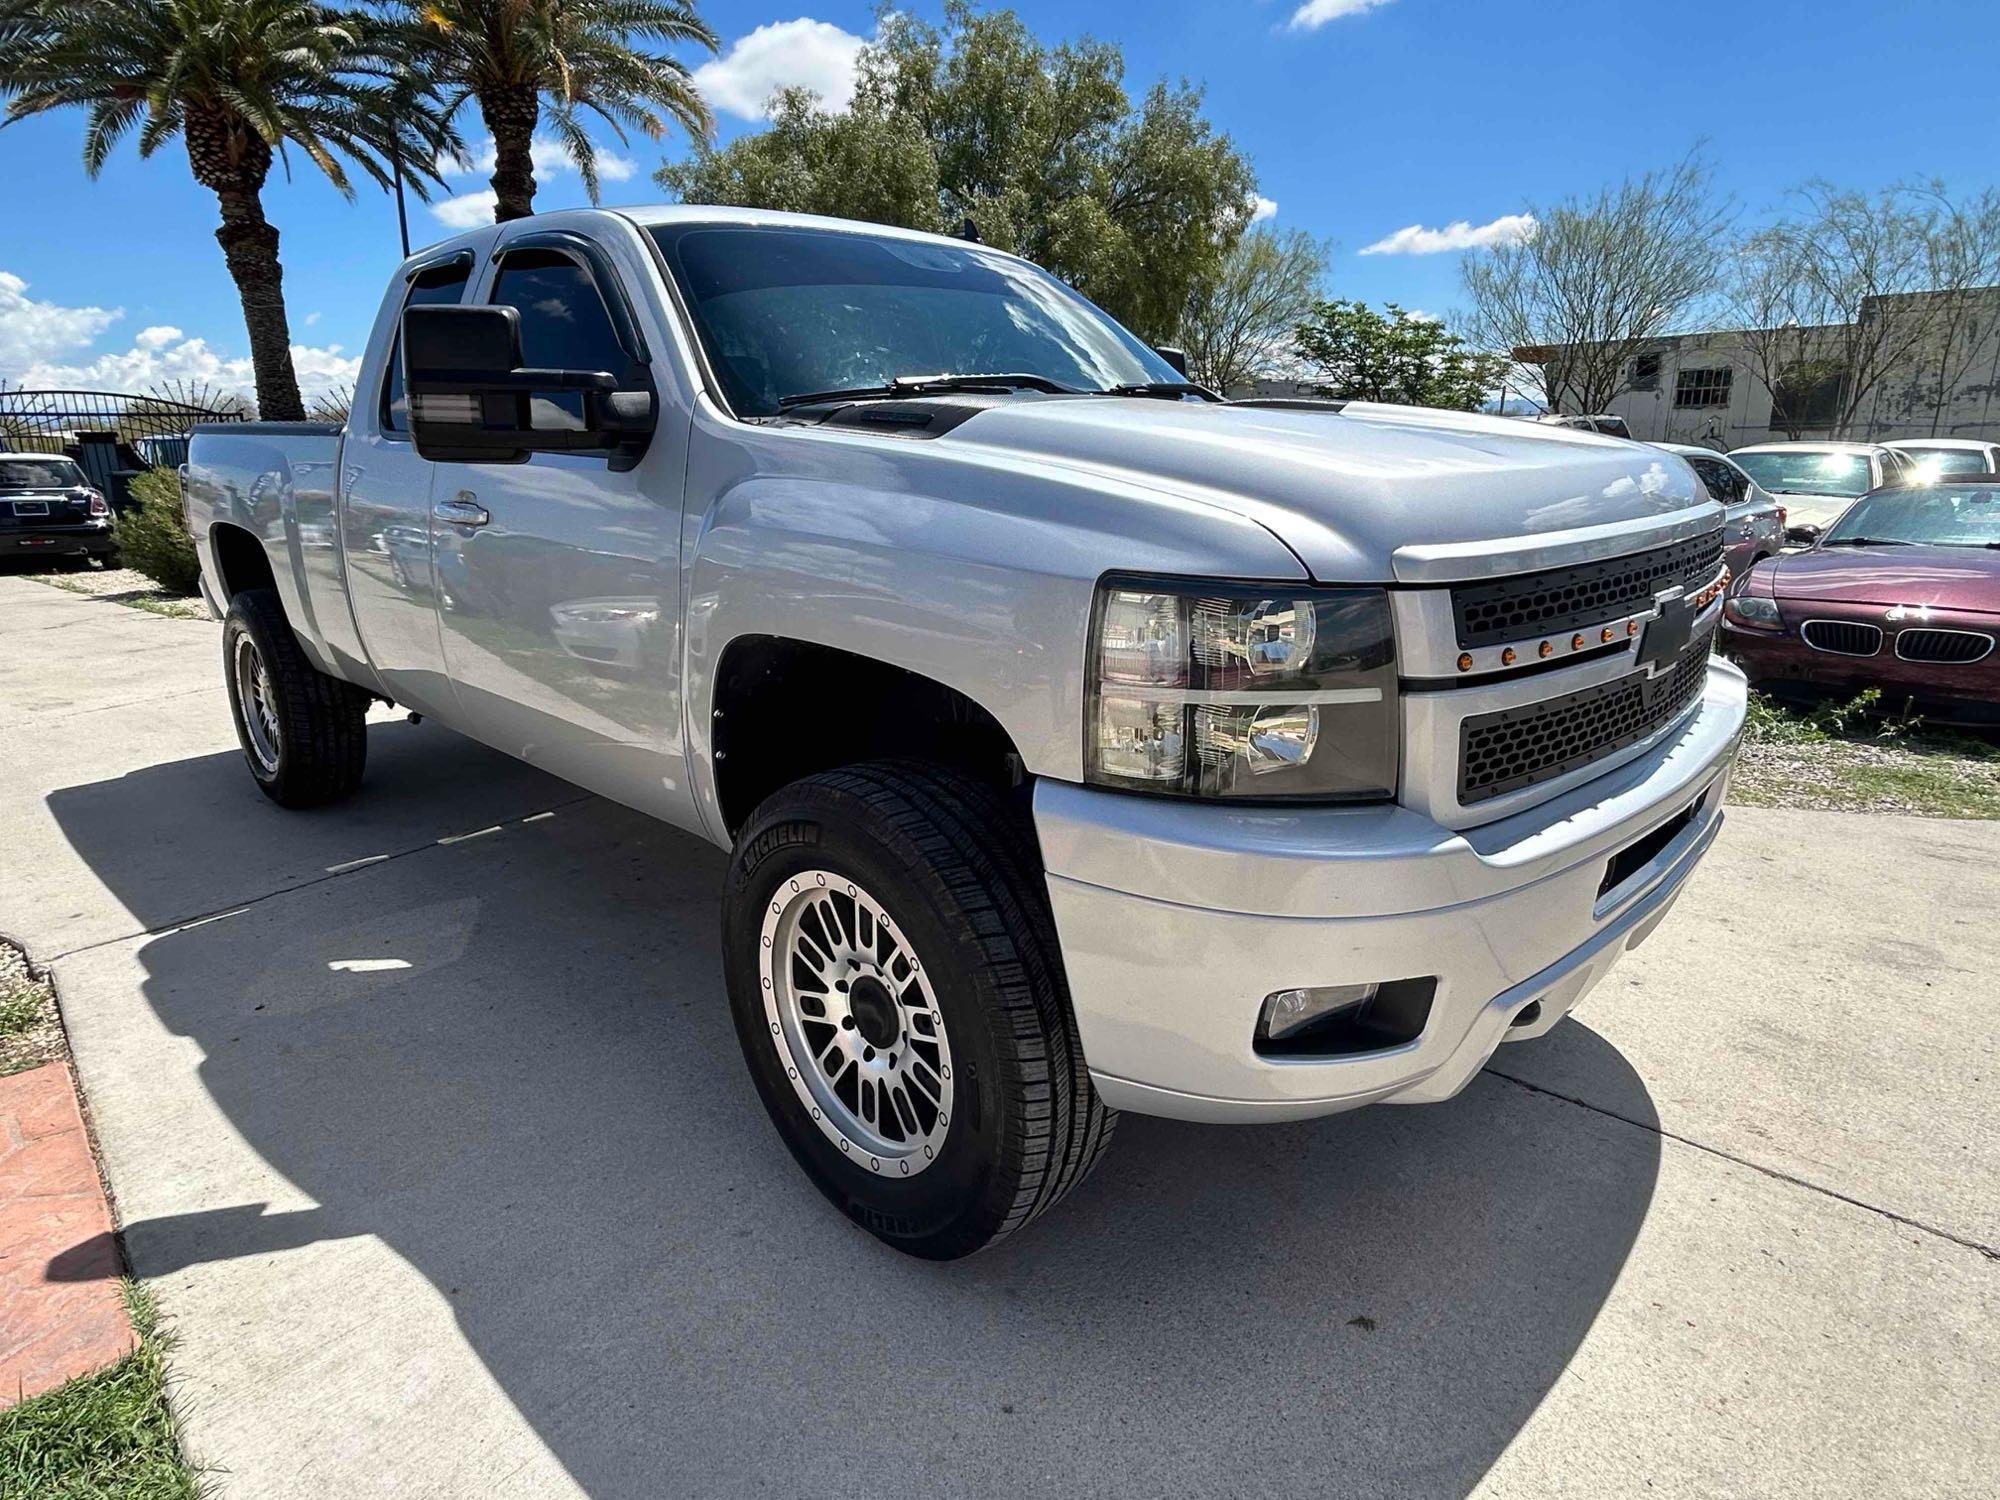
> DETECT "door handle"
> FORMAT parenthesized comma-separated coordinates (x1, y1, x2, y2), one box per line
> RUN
(433, 492, 490, 528)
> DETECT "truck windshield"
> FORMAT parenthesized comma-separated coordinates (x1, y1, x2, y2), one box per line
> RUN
(0, 458, 84, 489)
(647, 223, 1183, 418)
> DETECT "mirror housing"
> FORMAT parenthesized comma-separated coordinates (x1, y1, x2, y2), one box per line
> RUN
(402, 304, 655, 468)
(1153, 345, 1189, 378)
(1785, 522, 1823, 547)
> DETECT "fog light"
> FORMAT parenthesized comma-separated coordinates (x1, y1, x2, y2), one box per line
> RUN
(1258, 982, 1379, 1043)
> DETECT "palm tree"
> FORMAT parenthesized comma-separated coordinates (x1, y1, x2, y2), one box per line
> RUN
(0, 1, 453, 420)
(388, 0, 716, 222)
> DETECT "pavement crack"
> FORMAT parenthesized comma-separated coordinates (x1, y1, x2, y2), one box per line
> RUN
(42, 794, 596, 964)
(1487, 1065, 2000, 1263)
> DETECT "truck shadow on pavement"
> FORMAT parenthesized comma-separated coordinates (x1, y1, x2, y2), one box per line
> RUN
(46, 725, 1663, 1499)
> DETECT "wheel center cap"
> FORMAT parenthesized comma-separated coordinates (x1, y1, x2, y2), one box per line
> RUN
(848, 974, 899, 1048)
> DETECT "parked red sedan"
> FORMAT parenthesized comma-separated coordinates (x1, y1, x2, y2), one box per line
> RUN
(1723, 477, 2000, 726)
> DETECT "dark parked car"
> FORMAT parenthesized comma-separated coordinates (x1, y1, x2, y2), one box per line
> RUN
(1723, 477, 2000, 725)
(0, 454, 117, 565)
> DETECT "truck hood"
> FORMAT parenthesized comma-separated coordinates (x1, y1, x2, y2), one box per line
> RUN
(944, 398, 1711, 582)
(1771, 544, 2000, 612)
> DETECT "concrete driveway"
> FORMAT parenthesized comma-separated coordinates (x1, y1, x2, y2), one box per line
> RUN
(2, 573, 1995, 1498)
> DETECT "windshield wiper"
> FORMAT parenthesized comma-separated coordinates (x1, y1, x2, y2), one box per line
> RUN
(778, 373, 1081, 409)
(1105, 380, 1221, 401)
(1820, 536, 1913, 547)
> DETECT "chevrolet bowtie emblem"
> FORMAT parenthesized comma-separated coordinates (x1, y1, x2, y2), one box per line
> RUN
(1634, 586, 1694, 677)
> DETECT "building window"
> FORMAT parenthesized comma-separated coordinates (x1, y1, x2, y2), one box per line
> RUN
(1629, 353, 1661, 391)
(1768, 367, 1844, 431)
(1674, 366, 1732, 409)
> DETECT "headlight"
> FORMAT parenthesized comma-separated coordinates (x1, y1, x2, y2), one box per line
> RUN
(1723, 594, 1781, 629)
(1086, 578, 1399, 800)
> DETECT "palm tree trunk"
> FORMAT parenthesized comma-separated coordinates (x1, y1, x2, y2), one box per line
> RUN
(480, 85, 541, 222)
(211, 185, 304, 421)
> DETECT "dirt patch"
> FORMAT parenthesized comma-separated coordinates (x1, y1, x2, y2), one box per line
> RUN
(20, 565, 211, 620)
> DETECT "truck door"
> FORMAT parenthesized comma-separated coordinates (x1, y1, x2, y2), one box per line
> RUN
(428, 231, 695, 828)
(340, 251, 475, 716)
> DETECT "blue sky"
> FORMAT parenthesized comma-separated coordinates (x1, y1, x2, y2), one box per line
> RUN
(3, 0, 1997, 401)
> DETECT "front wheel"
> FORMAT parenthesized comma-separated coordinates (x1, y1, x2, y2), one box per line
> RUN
(723, 763, 1114, 1259)
(222, 587, 369, 808)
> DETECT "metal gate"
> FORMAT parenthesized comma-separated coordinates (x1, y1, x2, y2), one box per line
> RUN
(0, 389, 250, 509)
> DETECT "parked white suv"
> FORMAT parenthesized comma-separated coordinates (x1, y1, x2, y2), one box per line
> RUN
(184, 207, 1745, 1257)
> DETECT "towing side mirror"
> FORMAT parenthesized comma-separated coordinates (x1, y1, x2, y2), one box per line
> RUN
(403, 304, 655, 469)
(1785, 523, 1823, 547)
(1153, 345, 1189, 377)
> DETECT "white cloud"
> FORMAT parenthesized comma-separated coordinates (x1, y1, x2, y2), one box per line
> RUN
(1358, 213, 1537, 256)
(448, 135, 636, 183)
(693, 18, 869, 119)
(0, 267, 358, 405)
(431, 189, 499, 229)
(1250, 196, 1279, 223)
(0, 270, 121, 371)
(304, 311, 322, 327)
(1288, 0, 1398, 30)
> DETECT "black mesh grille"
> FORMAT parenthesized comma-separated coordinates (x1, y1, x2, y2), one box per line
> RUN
(1895, 629, 1993, 664)
(1458, 632, 1714, 805)
(1452, 530, 1724, 648)
(1801, 620, 1882, 657)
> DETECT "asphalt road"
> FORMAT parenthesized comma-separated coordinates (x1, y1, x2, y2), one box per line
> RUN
(2, 573, 1995, 1498)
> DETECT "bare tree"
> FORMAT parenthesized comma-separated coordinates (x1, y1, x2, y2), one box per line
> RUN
(1737, 183, 1964, 439)
(1724, 233, 1846, 440)
(1909, 186, 2000, 435)
(1462, 152, 1731, 414)
(1177, 227, 1329, 392)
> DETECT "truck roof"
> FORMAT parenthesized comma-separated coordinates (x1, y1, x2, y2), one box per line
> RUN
(409, 203, 1036, 271)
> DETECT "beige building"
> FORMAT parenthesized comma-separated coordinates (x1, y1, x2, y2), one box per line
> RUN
(1519, 286, 2000, 447)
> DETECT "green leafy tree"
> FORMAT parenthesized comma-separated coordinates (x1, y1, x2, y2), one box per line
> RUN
(1293, 301, 1507, 411)
(0, 0, 451, 420)
(386, 0, 716, 221)
(658, 1, 1256, 342)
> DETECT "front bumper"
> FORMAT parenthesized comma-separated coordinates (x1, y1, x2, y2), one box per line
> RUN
(1035, 660, 1747, 1122)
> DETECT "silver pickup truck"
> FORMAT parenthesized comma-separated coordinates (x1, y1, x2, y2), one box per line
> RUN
(186, 206, 1746, 1259)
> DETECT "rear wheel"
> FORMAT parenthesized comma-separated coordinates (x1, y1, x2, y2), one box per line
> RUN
(222, 587, 369, 808)
(723, 763, 1114, 1259)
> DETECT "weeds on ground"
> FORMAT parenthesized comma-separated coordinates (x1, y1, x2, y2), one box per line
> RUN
(0, 944, 64, 1077)
(1732, 689, 2000, 818)
(0, 1282, 206, 1499)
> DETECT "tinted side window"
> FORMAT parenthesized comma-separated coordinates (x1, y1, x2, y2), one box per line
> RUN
(381, 257, 472, 434)
(489, 250, 627, 423)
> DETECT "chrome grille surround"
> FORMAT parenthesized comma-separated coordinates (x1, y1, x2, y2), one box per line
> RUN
(1395, 554, 1729, 832)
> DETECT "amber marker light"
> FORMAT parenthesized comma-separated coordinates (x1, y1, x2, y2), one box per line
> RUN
(1571, 633, 1585, 649)
(1627, 620, 1639, 636)
(1538, 641, 1554, 658)
(1457, 653, 1473, 672)
(1501, 647, 1517, 665)
(1600, 627, 1615, 643)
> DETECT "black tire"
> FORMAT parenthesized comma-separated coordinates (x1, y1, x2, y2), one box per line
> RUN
(723, 763, 1115, 1259)
(222, 587, 369, 808)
